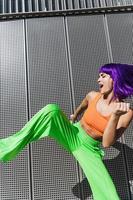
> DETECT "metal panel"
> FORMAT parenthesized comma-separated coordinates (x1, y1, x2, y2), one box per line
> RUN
(48, 0, 53, 11)
(73, 0, 80, 9)
(40, 0, 46, 11)
(66, 14, 130, 199)
(26, 17, 79, 199)
(100, 0, 107, 7)
(0, 0, 133, 14)
(66, 0, 73, 9)
(106, 13, 133, 199)
(55, 0, 60, 10)
(15, 0, 19, 13)
(66, 14, 109, 200)
(107, 13, 133, 64)
(86, 0, 93, 8)
(0, 20, 30, 199)
(28, 0, 32, 12)
(106, 0, 113, 6)
(92, 0, 100, 7)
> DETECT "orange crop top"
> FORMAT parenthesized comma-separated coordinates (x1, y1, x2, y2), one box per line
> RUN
(80, 93, 111, 136)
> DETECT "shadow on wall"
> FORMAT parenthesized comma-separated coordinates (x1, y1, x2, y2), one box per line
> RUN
(72, 141, 133, 200)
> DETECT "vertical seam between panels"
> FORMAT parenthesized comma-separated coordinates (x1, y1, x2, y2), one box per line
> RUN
(63, 16, 85, 200)
(23, 19, 34, 200)
(103, 14, 113, 62)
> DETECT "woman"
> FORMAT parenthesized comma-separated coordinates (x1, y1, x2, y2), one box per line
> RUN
(0, 63, 133, 200)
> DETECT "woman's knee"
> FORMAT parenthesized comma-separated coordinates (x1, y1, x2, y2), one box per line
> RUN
(44, 103, 61, 113)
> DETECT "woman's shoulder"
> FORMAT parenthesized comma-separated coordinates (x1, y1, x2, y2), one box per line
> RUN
(86, 91, 100, 102)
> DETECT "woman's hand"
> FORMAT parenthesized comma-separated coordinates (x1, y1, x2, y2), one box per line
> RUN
(70, 114, 77, 123)
(112, 102, 130, 116)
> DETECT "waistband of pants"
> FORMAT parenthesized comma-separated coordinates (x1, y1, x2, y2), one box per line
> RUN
(73, 121, 101, 147)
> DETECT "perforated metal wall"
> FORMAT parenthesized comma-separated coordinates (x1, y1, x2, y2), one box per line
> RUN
(0, 12, 133, 200)
(0, 20, 31, 200)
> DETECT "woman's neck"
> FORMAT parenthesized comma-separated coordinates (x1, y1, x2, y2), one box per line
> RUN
(101, 92, 118, 105)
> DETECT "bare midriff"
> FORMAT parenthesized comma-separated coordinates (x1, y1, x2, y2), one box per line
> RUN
(79, 119, 102, 142)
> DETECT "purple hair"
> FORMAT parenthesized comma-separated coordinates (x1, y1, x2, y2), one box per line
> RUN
(99, 63, 133, 100)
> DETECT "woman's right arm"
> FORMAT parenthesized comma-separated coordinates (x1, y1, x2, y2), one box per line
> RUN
(70, 91, 97, 122)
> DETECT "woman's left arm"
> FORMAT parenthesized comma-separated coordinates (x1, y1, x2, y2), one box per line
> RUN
(102, 103, 133, 148)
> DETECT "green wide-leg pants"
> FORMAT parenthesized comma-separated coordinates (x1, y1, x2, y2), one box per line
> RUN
(0, 104, 120, 200)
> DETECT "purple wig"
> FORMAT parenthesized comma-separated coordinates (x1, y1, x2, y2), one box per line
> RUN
(99, 63, 133, 100)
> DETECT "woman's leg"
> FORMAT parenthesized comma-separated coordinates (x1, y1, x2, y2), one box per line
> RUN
(72, 133, 120, 200)
(0, 104, 81, 163)
(0, 104, 120, 199)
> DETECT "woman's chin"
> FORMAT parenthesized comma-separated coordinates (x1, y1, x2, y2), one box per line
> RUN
(100, 90, 113, 96)
(99, 88, 104, 93)
(99, 89, 109, 94)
